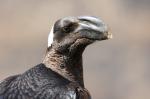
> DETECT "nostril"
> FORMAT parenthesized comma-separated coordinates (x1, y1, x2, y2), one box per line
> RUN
(78, 17, 90, 22)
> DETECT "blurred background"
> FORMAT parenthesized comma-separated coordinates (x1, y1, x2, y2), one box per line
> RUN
(0, 0, 150, 99)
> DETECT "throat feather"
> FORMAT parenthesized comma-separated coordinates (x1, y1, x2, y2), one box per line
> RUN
(42, 48, 84, 87)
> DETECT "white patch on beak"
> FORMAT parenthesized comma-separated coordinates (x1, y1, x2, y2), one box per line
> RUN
(107, 31, 113, 39)
(48, 26, 54, 47)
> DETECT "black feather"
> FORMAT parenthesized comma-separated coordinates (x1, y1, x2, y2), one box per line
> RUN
(0, 64, 90, 99)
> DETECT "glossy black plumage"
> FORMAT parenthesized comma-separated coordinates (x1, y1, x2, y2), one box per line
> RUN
(0, 64, 90, 99)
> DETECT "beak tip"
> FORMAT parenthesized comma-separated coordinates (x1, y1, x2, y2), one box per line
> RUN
(107, 32, 113, 39)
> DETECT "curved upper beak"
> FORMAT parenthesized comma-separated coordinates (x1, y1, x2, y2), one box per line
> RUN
(76, 16, 112, 40)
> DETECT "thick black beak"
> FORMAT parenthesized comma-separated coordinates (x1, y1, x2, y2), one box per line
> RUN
(76, 16, 112, 40)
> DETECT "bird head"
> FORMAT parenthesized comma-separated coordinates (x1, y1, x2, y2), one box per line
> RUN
(48, 16, 112, 54)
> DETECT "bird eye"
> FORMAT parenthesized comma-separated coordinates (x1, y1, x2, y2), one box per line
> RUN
(62, 23, 75, 33)
(62, 26, 71, 33)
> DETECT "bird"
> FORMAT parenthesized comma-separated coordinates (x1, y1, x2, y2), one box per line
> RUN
(0, 16, 112, 99)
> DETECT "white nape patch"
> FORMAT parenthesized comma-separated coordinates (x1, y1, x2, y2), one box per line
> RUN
(48, 26, 54, 47)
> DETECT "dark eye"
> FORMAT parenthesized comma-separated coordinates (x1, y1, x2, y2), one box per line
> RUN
(62, 26, 71, 33)
(62, 23, 75, 33)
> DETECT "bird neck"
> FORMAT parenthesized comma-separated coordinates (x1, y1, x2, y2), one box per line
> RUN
(43, 47, 85, 87)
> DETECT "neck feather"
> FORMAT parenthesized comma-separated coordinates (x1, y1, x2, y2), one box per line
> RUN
(43, 47, 84, 87)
